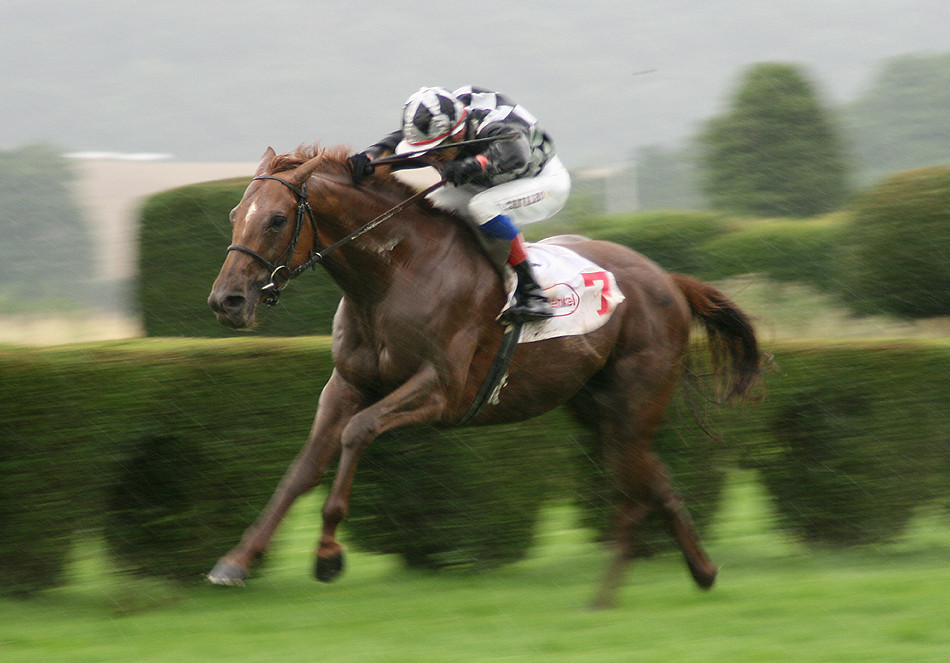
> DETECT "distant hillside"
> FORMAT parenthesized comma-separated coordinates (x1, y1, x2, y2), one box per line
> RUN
(3, 2, 950, 165)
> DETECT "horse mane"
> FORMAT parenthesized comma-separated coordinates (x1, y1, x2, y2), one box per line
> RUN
(268, 143, 418, 200)
(265, 142, 497, 265)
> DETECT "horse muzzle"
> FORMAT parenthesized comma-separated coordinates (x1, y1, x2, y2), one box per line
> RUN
(208, 287, 257, 329)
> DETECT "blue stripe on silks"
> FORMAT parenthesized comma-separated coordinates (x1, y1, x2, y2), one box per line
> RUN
(479, 214, 518, 240)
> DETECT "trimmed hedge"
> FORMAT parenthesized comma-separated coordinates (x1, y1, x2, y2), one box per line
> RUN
(527, 210, 732, 276)
(138, 167, 950, 340)
(138, 179, 846, 339)
(4, 339, 950, 596)
(837, 167, 950, 318)
(348, 416, 574, 570)
(737, 341, 950, 545)
(702, 215, 849, 290)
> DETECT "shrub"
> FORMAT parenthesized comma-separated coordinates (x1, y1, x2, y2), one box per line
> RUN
(702, 215, 849, 289)
(105, 432, 276, 582)
(838, 167, 950, 318)
(760, 389, 916, 545)
(5, 338, 950, 595)
(699, 62, 851, 217)
(0, 350, 124, 596)
(0, 436, 75, 596)
(745, 343, 950, 546)
(346, 415, 574, 571)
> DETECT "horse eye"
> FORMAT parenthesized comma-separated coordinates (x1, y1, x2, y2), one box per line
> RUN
(269, 214, 288, 230)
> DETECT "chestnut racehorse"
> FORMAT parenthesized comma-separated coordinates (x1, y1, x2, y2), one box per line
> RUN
(206, 144, 761, 608)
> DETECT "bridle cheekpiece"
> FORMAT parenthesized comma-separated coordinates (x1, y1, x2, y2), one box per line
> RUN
(227, 175, 322, 307)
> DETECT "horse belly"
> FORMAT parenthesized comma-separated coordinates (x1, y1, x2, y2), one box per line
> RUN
(472, 332, 611, 424)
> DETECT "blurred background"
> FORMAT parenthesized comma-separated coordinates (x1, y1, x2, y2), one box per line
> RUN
(3, 0, 950, 343)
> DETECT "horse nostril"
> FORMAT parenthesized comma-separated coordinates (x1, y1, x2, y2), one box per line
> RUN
(223, 295, 245, 311)
(208, 293, 245, 313)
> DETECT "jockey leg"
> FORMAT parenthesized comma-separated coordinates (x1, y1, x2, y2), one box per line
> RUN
(479, 214, 553, 323)
(429, 157, 571, 323)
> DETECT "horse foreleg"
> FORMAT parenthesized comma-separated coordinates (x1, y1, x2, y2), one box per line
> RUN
(207, 371, 362, 586)
(315, 363, 447, 582)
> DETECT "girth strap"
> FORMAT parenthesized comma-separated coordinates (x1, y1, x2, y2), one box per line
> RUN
(458, 322, 523, 425)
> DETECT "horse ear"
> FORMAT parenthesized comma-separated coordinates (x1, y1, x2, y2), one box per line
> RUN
(255, 147, 277, 177)
(291, 154, 324, 187)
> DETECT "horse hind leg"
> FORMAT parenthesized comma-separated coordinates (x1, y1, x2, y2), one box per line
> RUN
(590, 444, 718, 609)
(582, 379, 717, 608)
(641, 452, 718, 590)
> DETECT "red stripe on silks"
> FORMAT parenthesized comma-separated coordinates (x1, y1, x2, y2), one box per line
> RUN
(406, 109, 468, 147)
(508, 235, 529, 266)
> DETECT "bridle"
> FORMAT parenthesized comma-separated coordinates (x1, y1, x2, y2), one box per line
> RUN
(227, 174, 445, 306)
(227, 175, 323, 306)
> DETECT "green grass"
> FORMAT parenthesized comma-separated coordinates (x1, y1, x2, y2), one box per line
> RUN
(3, 473, 950, 662)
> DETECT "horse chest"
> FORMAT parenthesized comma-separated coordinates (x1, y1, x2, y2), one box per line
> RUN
(336, 324, 440, 392)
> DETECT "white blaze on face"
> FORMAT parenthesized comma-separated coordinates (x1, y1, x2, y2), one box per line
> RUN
(237, 201, 261, 244)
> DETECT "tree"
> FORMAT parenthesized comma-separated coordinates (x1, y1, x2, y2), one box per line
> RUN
(699, 62, 850, 217)
(844, 52, 950, 187)
(0, 144, 96, 310)
(838, 166, 950, 319)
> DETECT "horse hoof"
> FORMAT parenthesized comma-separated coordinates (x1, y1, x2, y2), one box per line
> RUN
(691, 564, 718, 591)
(315, 552, 345, 583)
(207, 560, 249, 587)
(587, 598, 617, 612)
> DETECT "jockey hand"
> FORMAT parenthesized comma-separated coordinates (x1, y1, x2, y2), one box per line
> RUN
(347, 152, 376, 185)
(443, 156, 485, 187)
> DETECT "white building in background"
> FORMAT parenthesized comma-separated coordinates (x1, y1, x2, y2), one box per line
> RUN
(68, 154, 256, 285)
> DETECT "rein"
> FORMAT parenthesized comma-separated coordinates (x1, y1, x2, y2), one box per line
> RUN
(369, 132, 519, 167)
(228, 175, 445, 306)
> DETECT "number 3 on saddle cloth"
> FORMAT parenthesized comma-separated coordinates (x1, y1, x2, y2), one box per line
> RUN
(504, 242, 626, 343)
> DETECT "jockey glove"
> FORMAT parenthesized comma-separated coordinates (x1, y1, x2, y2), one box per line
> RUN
(443, 157, 484, 186)
(347, 152, 376, 185)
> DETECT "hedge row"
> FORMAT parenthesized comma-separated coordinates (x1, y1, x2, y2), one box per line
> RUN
(3, 339, 950, 596)
(137, 179, 858, 339)
(139, 166, 950, 338)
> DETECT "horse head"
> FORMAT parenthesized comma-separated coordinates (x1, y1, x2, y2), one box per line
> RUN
(208, 147, 325, 329)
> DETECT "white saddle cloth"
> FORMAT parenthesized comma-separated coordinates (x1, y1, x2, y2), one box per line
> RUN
(504, 243, 626, 343)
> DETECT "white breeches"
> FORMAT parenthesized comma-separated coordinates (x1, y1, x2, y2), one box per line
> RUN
(427, 156, 571, 227)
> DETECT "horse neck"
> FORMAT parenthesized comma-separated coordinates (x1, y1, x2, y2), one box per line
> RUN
(307, 175, 443, 304)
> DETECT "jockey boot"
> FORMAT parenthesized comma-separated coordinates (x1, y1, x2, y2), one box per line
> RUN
(504, 259, 554, 324)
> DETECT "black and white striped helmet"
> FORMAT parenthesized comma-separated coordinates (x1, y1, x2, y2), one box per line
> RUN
(395, 87, 467, 155)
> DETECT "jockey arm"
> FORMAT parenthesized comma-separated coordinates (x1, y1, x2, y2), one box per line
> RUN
(359, 121, 533, 182)
(364, 130, 403, 160)
(471, 123, 531, 180)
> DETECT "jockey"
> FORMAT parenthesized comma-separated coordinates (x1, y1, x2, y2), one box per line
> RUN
(347, 85, 572, 323)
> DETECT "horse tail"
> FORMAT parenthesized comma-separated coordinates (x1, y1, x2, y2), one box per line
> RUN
(670, 273, 762, 402)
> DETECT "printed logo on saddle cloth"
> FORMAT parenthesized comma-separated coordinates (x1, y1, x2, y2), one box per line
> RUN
(507, 243, 626, 343)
